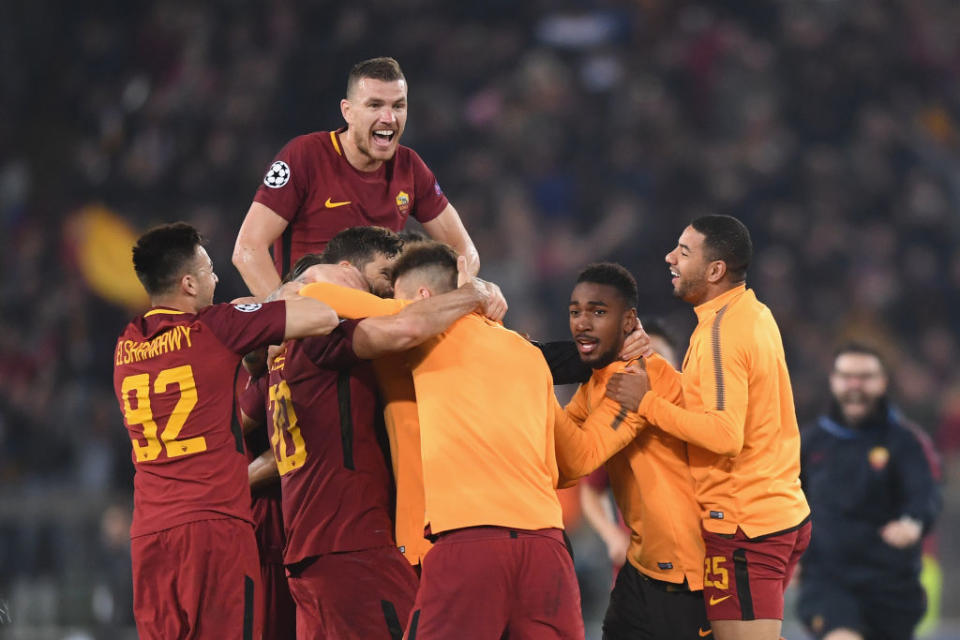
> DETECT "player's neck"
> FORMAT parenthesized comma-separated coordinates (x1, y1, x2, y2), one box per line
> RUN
(150, 294, 200, 314)
(696, 280, 744, 306)
(340, 133, 384, 173)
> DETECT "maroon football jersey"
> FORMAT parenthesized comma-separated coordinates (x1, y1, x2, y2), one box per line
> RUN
(238, 372, 286, 565)
(266, 320, 395, 565)
(114, 302, 286, 538)
(253, 128, 449, 275)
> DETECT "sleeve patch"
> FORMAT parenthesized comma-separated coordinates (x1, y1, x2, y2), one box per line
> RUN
(263, 161, 291, 188)
(234, 303, 263, 312)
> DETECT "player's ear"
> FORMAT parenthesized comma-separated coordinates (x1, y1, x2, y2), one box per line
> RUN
(417, 286, 432, 300)
(623, 308, 638, 334)
(707, 260, 727, 284)
(340, 98, 352, 123)
(181, 272, 197, 297)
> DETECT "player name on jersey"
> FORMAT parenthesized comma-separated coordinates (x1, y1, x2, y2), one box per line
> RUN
(115, 326, 194, 365)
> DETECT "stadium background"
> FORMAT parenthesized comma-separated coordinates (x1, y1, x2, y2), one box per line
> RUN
(2, 0, 960, 637)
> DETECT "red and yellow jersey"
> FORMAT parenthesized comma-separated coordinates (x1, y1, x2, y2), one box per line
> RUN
(113, 301, 287, 538)
(237, 372, 285, 564)
(254, 129, 449, 275)
(267, 322, 395, 565)
(298, 282, 430, 564)
(639, 285, 810, 537)
(566, 357, 704, 589)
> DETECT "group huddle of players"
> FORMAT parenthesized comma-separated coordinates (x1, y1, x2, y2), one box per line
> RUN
(113, 57, 813, 640)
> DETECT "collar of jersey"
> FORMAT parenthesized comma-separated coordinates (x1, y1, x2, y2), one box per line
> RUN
(694, 283, 747, 322)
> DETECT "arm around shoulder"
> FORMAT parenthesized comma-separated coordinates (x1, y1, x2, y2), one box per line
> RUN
(282, 296, 340, 340)
(421, 204, 480, 277)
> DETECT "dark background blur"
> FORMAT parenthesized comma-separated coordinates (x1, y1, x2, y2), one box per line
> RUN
(2, 0, 959, 638)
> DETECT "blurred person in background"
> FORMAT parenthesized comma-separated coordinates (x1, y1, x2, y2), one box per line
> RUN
(233, 56, 482, 299)
(609, 215, 810, 640)
(798, 342, 942, 640)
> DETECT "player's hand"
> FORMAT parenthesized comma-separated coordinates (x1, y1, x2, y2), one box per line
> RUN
(606, 365, 650, 412)
(880, 516, 922, 549)
(457, 256, 508, 322)
(296, 263, 368, 292)
(265, 280, 307, 302)
(267, 344, 286, 369)
(620, 322, 655, 360)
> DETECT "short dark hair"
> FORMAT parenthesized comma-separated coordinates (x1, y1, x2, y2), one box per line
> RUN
(132, 222, 203, 296)
(347, 57, 405, 97)
(833, 341, 887, 373)
(288, 253, 324, 283)
(575, 262, 638, 308)
(391, 241, 458, 293)
(690, 215, 752, 282)
(398, 229, 429, 245)
(320, 226, 403, 270)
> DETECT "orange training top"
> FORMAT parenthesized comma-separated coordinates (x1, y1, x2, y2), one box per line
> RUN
(298, 283, 431, 564)
(565, 357, 704, 588)
(409, 313, 644, 534)
(638, 284, 810, 537)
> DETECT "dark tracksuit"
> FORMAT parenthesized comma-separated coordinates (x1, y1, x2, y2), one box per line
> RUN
(798, 401, 941, 640)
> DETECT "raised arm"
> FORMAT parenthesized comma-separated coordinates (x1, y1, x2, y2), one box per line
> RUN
(233, 202, 289, 299)
(421, 204, 480, 277)
(351, 282, 489, 359)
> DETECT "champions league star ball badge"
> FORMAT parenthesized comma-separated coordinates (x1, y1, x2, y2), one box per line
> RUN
(264, 161, 291, 188)
(234, 303, 263, 312)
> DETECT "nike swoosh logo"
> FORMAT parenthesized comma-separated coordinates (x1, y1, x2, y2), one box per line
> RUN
(325, 197, 351, 208)
(699, 629, 713, 637)
(709, 594, 732, 606)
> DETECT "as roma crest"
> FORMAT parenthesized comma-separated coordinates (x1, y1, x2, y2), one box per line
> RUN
(868, 446, 890, 471)
(395, 191, 411, 215)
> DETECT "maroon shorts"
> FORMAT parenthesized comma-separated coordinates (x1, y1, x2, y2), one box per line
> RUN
(406, 526, 584, 640)
(261, 558, 296, 640)
(131, 518, 261, 640)
(702, 519, 811, 621)
(286, 545, 418, 639)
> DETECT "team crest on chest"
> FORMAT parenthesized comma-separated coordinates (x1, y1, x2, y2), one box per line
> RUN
(868, 446, 890, 471)
(395, 191, 411, 215)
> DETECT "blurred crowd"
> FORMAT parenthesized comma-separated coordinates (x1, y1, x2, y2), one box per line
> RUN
(2, 0, 960, 632)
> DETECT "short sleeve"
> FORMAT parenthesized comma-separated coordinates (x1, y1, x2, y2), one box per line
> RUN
(200, 301, 287, 355)
(409, 150, 449, 224)
(253, 135, 312, 222)
(300, 319, 363, 370)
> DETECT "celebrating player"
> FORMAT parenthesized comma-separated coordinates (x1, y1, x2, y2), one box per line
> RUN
(606, 215, 811, 640)
(233, 56, 481, 299)
(563, 264, 709, 639)
(113, 222, 338, 640)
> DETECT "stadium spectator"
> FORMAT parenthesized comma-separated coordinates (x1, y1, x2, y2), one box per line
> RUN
(113, 222, 339, 639)
(607, 215, 810, 640)
(232, 56, 481, 299)
(798, 342, 942, 640)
